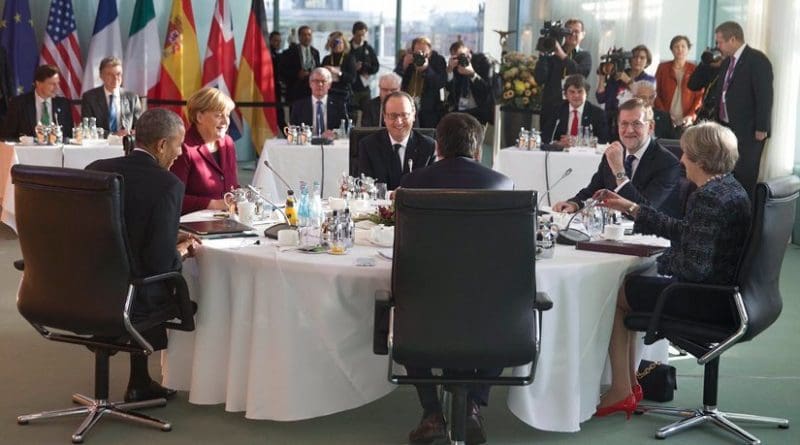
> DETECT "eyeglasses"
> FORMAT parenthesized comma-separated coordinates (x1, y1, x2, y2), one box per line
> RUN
(385, 112, 412, 122)
(619, 120, 648, 130)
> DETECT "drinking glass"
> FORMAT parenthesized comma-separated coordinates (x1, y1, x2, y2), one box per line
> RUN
(582, 205, 606, 239)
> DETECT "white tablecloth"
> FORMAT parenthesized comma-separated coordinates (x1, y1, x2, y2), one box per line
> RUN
(162, 218, 667, 430)
(493, 148, 603, 206)
(252, 138, 350, 203)
(0, 142, 123, 231)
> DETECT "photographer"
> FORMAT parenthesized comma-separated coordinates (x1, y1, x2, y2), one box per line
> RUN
(395, 36, 447, 128)
(445, 41, 493, 125)
(533, 19, 591, 133)
(596, 44, 655, 141)
(349, 21, 380, 112)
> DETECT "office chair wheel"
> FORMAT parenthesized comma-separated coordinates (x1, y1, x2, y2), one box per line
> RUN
(17, 418, 29, 425)
(161, 423, 172, 432)
(779, 424, 790, 429)
(71, 435, 84, 444)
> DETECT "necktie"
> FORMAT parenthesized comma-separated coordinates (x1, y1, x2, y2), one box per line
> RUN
(570, 109, 579, 136)
(108, 94, 118, 133)
(41, 101, 50, 125)
(392, 144, 403, 179)
(624, 154, 636, 178)
(315, 100, 324, 136)
(719, 56, 736, 122)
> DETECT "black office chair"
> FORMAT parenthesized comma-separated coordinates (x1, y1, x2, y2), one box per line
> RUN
(348, 127, 436, 177)
(11, 165, 195, 443)
(625, 176, 799, 444)
(374, 189, 552, 444)
(122, 134, 135, 156)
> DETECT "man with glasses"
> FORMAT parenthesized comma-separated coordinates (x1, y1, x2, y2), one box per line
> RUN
(534, 18, 592, 134)
(81, 57, 142, 137)
(357, 91, 435, 190)
(360, 72, 402, 127)
(553, 98, 680, 213)
(289, 67, 348, 139)
(280, 25, 320, 104)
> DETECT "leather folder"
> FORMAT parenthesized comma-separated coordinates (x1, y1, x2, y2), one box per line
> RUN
(575, 239, 667, 257)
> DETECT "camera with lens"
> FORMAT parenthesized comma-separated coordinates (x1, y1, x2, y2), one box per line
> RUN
(413, 51, 427, 67)
(332, 39, 342, 46)
(536, 20, 573, 55)
(701, 46, 723, 65)
(457, 54, 470, 67)
(597, 47, 632, 77)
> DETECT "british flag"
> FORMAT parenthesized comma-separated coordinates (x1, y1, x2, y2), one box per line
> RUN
(39, 0, 82, 122)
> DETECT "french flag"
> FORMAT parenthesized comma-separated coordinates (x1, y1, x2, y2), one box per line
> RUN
(81, 0, 123, 93)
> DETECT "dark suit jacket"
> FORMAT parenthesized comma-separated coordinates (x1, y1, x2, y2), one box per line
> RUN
(349, 41, 380, 92)
(534, 49, 592, 129)
(357, 129, 435, 190)
(169, 125, 240, 214)
(446, 57, 493, 125)
(0, 92, 73, 140)
(321, 52, 357, 102)
(541, 101, 609, 143)
(569, 138, 680, 210)
(86, 150, 184, 350)
(400, 156, 514, 190)
(289, 95, 349, 130)
(360, 96, 382, 127)
(395, 51, 447, 128)
(688, 45, 773, 138)
(280, 44, 320, 103)
(80, 86, 142, 134)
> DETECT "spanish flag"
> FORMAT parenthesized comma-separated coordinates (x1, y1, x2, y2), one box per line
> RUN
(148, 0, 200, 122)
(235, 0, 278, 154)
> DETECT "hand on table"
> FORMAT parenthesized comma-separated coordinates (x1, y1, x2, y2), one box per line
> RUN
(552, 200, 578, 213)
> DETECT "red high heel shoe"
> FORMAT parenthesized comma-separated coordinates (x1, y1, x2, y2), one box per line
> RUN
(632, 383, 643, 404)
(594, 394, 637, 419)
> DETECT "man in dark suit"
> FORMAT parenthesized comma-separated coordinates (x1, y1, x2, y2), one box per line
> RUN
(398, 113, 511, 445)
(688, 21, 773, 197)
(349, 21, 380, 112)
(289, 67, 348, 137)
(81, 57, 142, 137)
(445, 41, 494, 125)
(360, 72, 401, 128)
(541, 74, 609, 145)
(279, 25, 320, 104)
(534, 18, 592, 132)
(357, 91, 434, 190)
(395, 36, 447, 128)
(553, 98, 681, 213)
(0, 64, 72, 140)
(86, 108, 199, 403)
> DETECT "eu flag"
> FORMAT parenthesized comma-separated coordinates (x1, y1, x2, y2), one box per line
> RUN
(0, 0, 38, 96)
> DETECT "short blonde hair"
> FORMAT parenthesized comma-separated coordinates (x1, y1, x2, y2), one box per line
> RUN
(186, 87, 235, 125)
(681, 121, 739, 175)
(325, 31, 350, 53)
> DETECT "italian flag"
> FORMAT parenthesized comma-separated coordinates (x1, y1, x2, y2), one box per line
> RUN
(124, 0, 160, 98)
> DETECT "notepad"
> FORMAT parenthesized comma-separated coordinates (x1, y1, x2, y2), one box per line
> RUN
(179, 219, 253, 236)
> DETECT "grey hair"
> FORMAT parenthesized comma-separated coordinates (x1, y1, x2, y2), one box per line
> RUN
(134, 108, 184, 149)
(379, 72, 402, 87)
(310, 67, 332, 82)
(681, 121, 739, 174)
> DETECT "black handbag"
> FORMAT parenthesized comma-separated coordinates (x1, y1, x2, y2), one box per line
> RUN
(637, 360, 677, 402)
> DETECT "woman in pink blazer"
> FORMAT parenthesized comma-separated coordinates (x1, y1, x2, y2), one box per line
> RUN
(170, 87, 240, 214)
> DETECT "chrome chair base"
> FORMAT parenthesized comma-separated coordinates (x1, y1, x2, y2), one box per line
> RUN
(17, 393, 171, 444)
(637, 404, 789, 445)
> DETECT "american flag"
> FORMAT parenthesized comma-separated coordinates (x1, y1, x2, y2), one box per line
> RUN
(40, 0, 82, 121)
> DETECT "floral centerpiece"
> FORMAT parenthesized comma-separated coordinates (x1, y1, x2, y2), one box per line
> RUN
(368, 205, 395, 226)
(499, 52, 542, 112)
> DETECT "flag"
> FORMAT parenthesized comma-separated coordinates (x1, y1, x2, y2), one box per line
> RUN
(235, 0, 278, 154)
(148, 0, 200, 121)
(0, 0, 38, 96)
(40, 0, 82, 122)
(125, 0, 160, 97)
(81, 0, 123, 93)
(202, 0, 242, 140)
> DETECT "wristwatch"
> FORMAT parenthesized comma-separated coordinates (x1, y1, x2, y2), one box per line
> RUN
(628, 203, 640, 216)
(614, 171, 627, 181)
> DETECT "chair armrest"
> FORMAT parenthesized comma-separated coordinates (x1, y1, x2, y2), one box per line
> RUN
(133, 271, 195, 332)
(13, 259, 24, 271)
(373, 290, 393, 355)
(644, 282, 738, 344)
(534, 291, 552, 311)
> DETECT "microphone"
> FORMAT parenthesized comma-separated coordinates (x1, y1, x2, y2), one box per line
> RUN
(263, 160, 294, 194)
(537, 167, 572, 208)
(555, 196, 597, 245)
(540, 119, 563, 151)
(248, 184, 295, 239)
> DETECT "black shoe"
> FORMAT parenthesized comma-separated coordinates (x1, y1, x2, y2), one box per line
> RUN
(465, 401, 487, 445)
(124, 379, 177, 403)
(409, 412, 446, 444)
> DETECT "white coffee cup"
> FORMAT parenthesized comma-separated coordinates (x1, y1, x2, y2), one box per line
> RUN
(238, 201, 256, 226)
(370, 224, 394, 246)
(328, 197, 347, 211)
(277, 229, 299, 247)
(19, 136, 34, 146)
(603, 224, 625, 241)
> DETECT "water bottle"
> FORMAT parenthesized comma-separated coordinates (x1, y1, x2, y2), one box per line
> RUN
(311, 181, 323, 228)
(89, 117, 98, 139)
(343, 208, 354, 248)
(297, 181, 310, 227)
